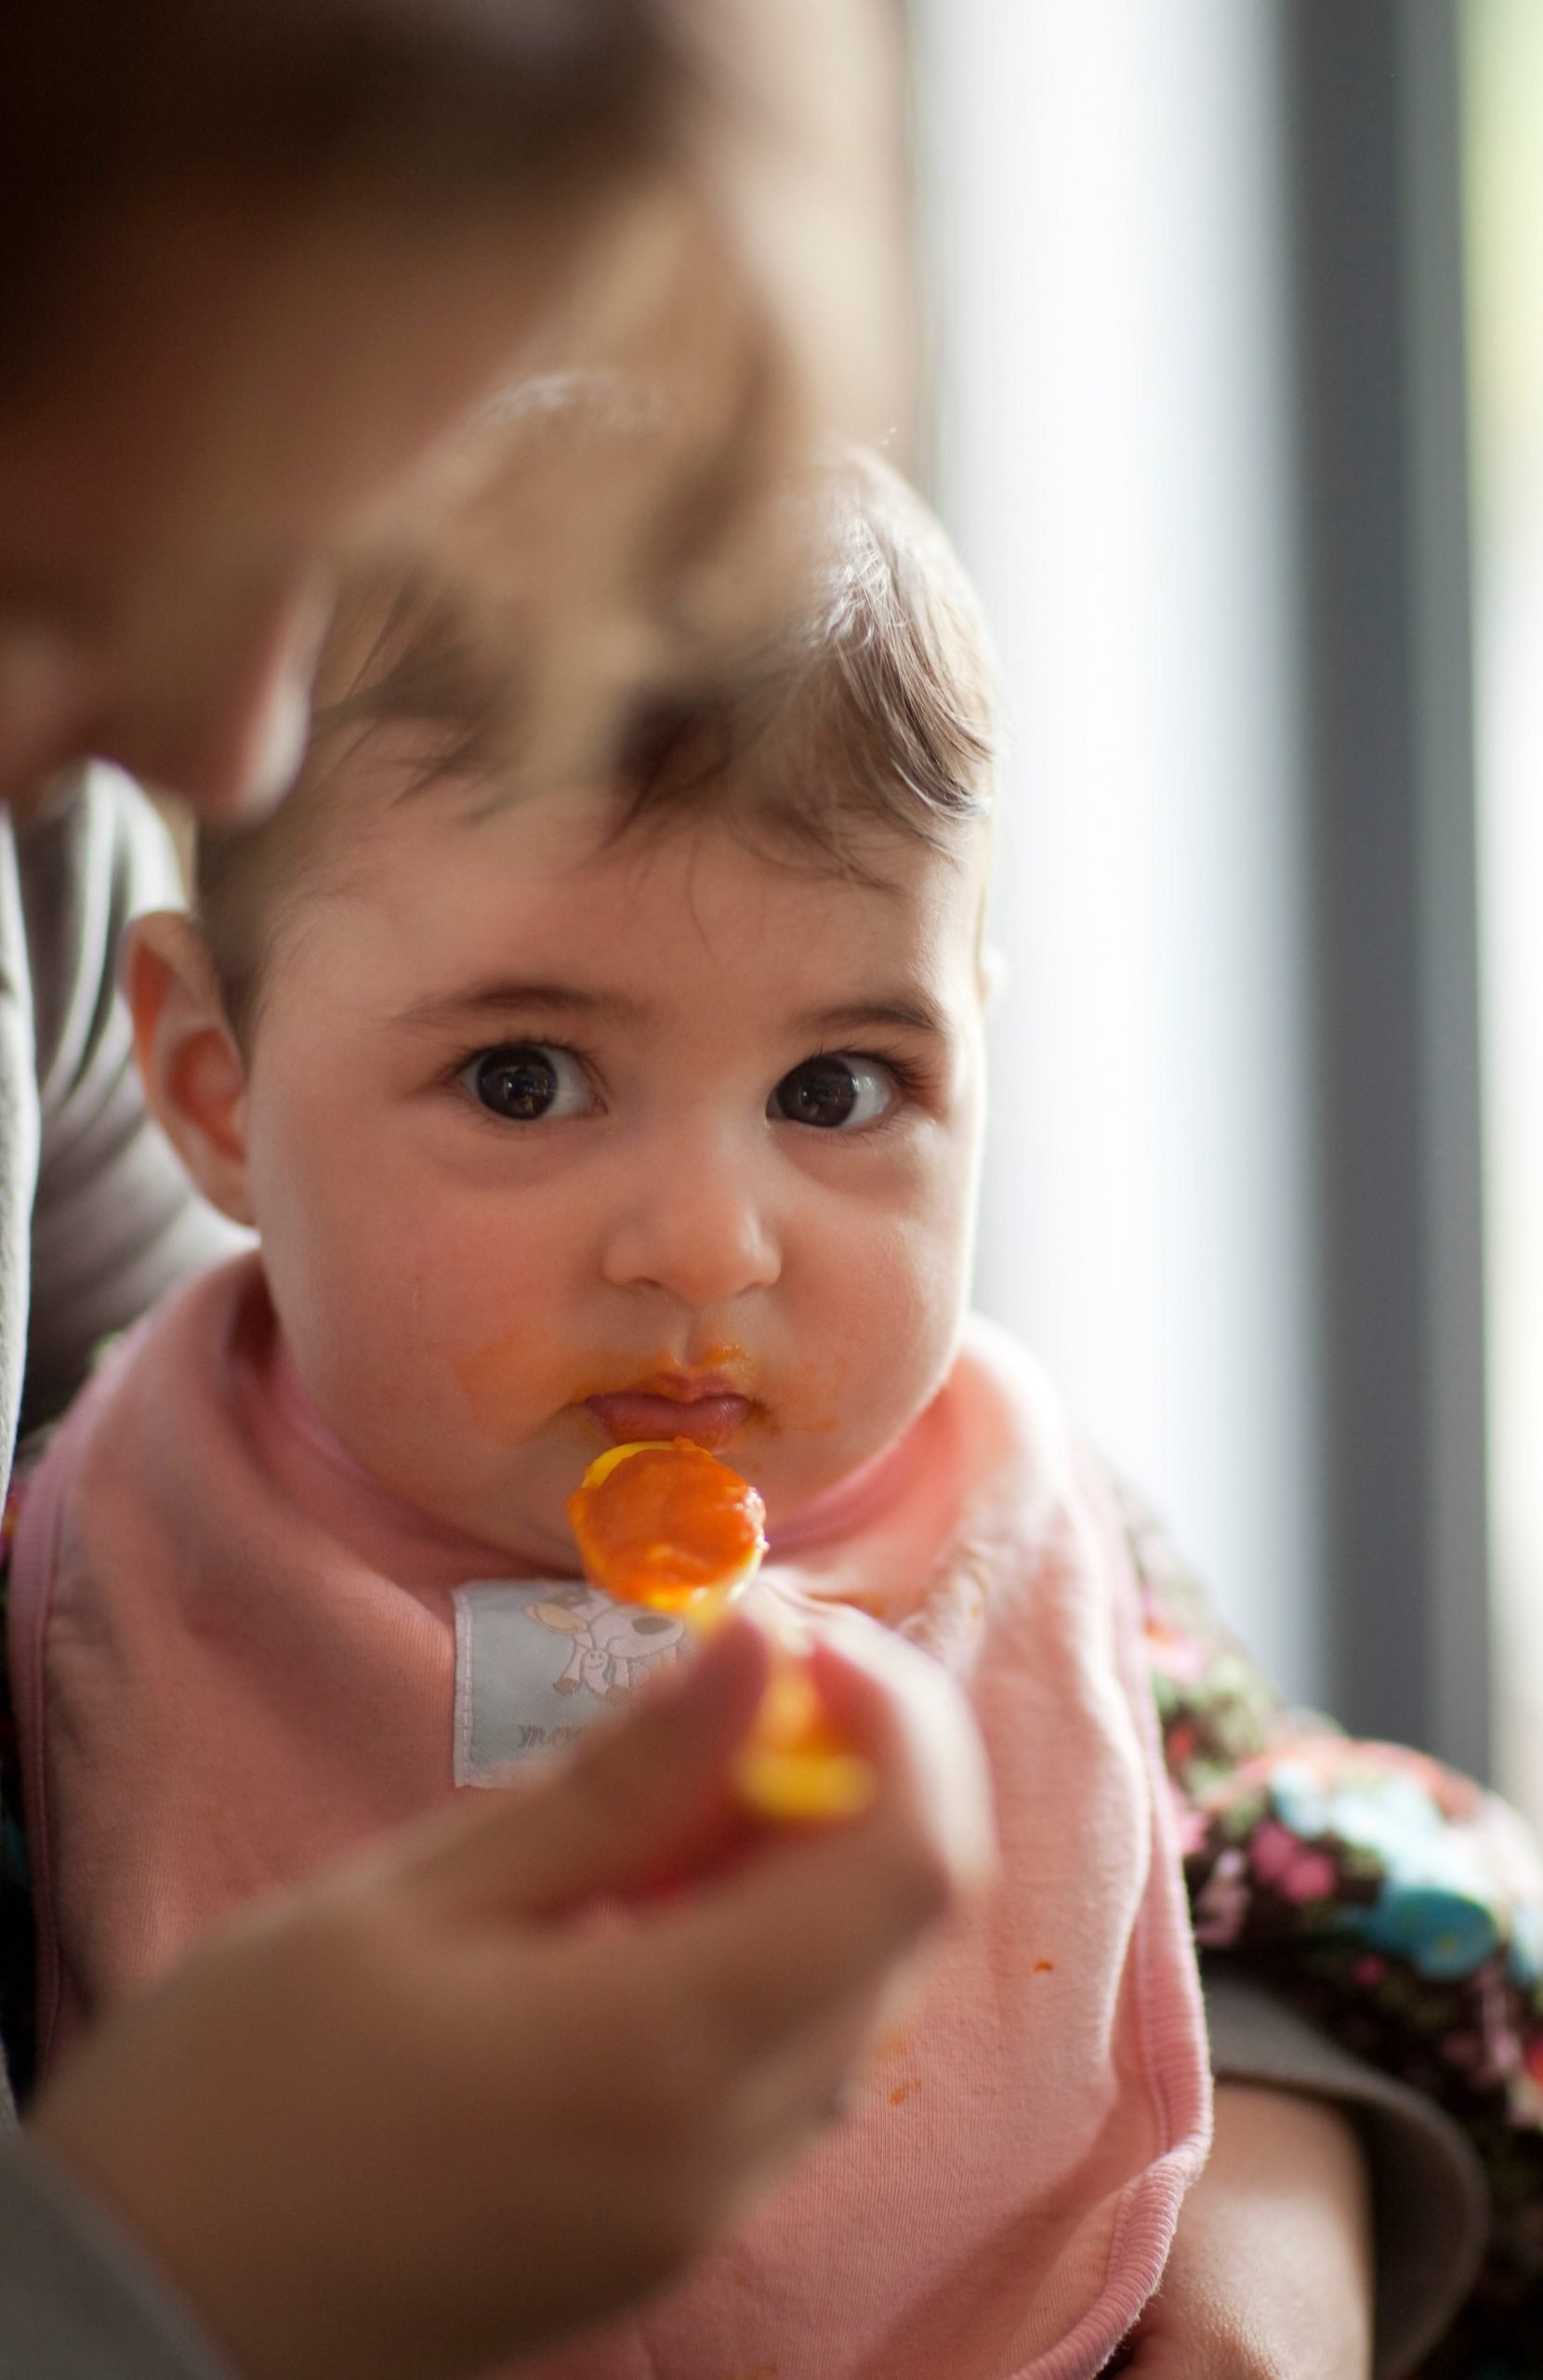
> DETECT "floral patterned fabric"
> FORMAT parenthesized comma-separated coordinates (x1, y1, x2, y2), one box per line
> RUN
(1127, 1484, 1543, 2376)
(3, 1448, 1542, 2372)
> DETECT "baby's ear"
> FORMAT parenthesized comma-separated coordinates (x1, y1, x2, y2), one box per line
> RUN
(123, 912, 256, 1227)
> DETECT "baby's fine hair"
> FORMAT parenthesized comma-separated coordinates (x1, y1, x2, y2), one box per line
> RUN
(196, 405, 996, 1036)
(615, 438, 996, 871)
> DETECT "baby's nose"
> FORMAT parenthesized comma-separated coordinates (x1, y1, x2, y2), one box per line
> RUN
(600, 1138, 780, 1306)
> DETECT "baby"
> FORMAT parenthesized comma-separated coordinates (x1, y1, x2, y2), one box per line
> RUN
(8, 443, 1209, 2377)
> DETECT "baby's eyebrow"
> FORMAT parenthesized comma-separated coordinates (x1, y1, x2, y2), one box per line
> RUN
(394, 980, 646, 1033)
(795, 994, 949, 1040)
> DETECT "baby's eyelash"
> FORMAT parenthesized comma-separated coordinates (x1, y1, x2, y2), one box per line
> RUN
(441, 1037, 598, 1088)
(811, 1045, 933, 1101)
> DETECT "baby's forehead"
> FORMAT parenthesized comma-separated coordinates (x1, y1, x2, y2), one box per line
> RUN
(330, 770, 988, 1012)
(463, 779, 989, 945)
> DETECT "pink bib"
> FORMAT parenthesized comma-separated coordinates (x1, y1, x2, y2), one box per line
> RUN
(11, 1256, 1209, 2378)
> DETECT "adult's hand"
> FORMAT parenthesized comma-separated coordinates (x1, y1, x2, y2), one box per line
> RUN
(30, 1614, 991, 2380)
(1117, 2082, 1374, 2380)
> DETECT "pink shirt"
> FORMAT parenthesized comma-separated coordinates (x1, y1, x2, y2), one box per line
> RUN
(11, 1255, 1209, 2378)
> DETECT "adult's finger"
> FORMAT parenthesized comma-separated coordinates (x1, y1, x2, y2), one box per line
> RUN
(630, 1621, 995, 2066)
(801, 1620, 996, 1889)
(389, 1613, 775, 1919)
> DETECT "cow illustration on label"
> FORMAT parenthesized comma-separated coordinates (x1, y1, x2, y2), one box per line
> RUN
(523, 1582, 686, 1700)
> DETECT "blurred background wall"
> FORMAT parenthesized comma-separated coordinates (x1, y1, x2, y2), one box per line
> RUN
(908, 0, 1510, 1793)
(1467, 0, 1543, 1827)
(911, 0, 1319, 1708)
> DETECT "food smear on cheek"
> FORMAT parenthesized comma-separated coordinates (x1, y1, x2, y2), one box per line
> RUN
(455, 1330, 538, 1445)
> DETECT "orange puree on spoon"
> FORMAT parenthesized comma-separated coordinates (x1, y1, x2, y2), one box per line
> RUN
(566, 1438, 766, 1613)
(567, 1440, 875, 1819)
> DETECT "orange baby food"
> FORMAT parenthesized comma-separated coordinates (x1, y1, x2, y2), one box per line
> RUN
(567, 1438, 874, 1821)
(566, 1438, 768, 1614)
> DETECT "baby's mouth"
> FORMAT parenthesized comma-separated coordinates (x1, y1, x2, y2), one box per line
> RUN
(584, 1378, 753, 1451)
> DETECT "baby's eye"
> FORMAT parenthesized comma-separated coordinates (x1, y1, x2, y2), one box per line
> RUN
(460, 1044, 595, 1122)
(770, 1053, 899, 1130)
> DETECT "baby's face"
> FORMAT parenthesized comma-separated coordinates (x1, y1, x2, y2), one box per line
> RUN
(240, 772, 988, 1564)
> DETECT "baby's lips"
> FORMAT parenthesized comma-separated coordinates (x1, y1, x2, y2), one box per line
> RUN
(587, 1390, 751, 1449)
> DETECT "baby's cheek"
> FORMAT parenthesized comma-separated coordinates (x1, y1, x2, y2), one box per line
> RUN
(297, 1231, 468, 1444)
(804, 1216, 959, 1436)
(392, 1202, 577, 1436)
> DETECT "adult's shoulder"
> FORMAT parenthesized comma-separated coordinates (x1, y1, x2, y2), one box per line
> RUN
(15, 764, 185, 1112)
(17, 768, 247, 1437)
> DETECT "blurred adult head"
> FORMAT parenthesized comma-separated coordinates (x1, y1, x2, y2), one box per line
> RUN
(0, 0, 906, 818)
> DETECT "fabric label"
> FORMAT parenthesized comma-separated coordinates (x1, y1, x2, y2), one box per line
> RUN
(452, 1579, 687, 1786)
